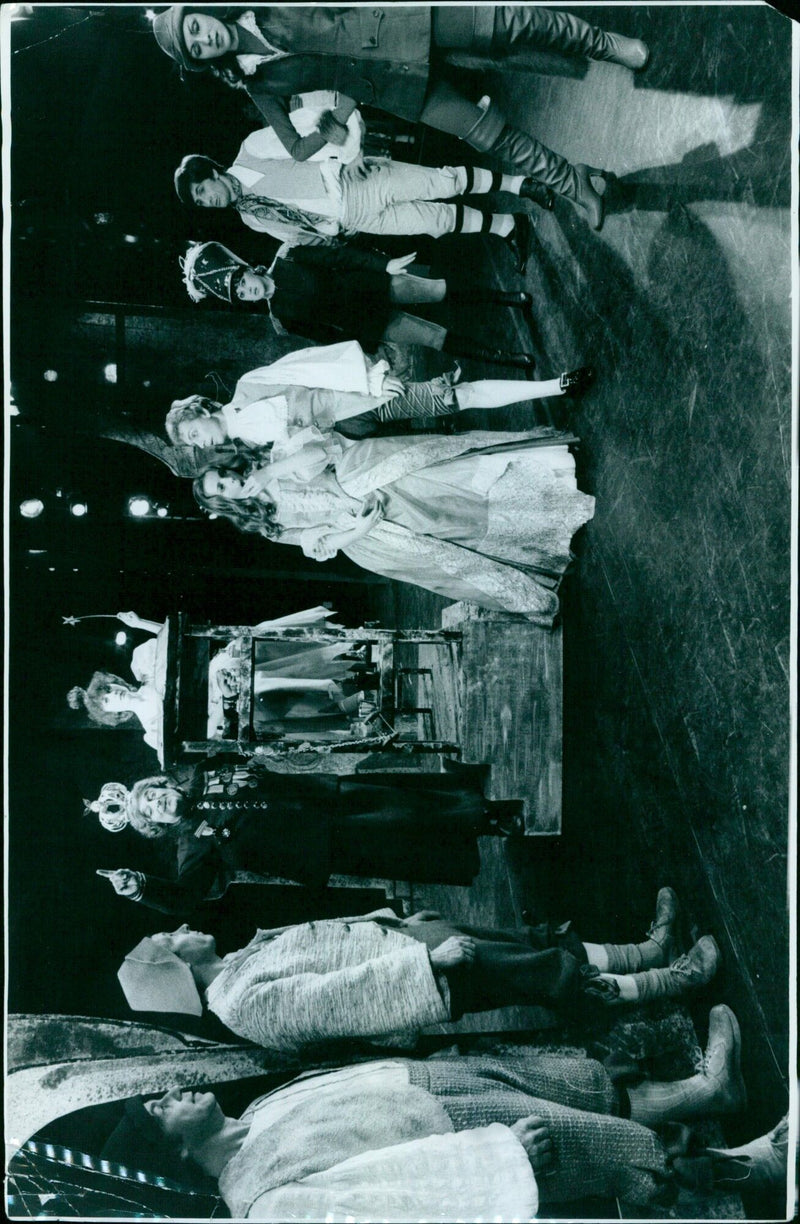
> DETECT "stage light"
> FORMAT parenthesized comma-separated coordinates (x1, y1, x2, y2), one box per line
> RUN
(156, 506, 169, 518)
(69, 501, 88, 517)
(27, 549, 47, 555)
(128, 497, 151, 517)
(19, 499, 44, 518)
(103, 363, 118, 384)
(43, 370, 58, 382)
(123, 234, 139, 244)
(208, 512, 218, 520)
(115, 631, 128, 646)
(9, 403, 19, 416)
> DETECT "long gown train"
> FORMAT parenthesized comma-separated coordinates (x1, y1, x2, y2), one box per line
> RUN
(334, 431, 595, 623)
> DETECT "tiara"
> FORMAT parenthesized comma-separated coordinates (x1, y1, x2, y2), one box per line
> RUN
(85, 782, 131, 832)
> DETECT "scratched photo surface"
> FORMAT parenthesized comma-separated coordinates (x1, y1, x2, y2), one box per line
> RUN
(4, 3, 796, 1221)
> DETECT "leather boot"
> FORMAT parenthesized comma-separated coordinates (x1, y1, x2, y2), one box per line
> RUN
(447, 289, 532, 308)
(627, 1005, 747, 1125)
(601, 886, 680, 972)
(705, 1114, 789, 1191)
(462, 98, 606, 230)
(630, 934, 720, 1001)
(491, 6, 649, 71)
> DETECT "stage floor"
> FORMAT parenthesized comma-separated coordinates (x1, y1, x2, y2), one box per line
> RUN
(371, 3, 793, 1200)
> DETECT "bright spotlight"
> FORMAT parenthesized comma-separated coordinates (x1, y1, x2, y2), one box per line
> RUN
(43, 369, 58, 382)
(103, 363, 118, 384)
(20, 498, 44, 518)
(70, 501, 88, 518)
(156, 506, 169, 518)
(123, 234, 139, 244)
(128, 497, 151, 517)
(115, 631, 128, 646)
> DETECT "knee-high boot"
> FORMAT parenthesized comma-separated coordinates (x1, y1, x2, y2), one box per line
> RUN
(463, 98, 606, 230)
(419, 82, 606, 228)
(491, 6, 649, 71)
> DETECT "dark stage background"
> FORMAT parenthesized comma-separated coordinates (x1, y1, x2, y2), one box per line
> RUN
(6, 5, 795, 1172)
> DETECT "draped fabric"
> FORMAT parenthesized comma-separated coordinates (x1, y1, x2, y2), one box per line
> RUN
(7, 1140, 224, 1219)
(235, 193, 339, 245)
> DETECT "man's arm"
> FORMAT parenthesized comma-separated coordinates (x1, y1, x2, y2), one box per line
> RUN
(287, 243, 391, 277)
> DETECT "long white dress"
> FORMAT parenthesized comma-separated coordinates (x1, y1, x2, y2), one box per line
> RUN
(256, 430, 595, 623)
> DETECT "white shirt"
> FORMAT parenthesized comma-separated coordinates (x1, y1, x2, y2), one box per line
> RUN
(221, 397, 290, 446)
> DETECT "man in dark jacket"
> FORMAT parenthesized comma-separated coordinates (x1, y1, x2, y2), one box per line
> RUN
(91, 755, 518, 910)
(153, 5, 651, 229)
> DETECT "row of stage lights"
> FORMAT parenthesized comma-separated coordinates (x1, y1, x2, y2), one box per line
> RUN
(19, 497, 170, 520)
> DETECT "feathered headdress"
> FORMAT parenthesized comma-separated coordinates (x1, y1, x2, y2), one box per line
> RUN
(180, 240, 247, 304)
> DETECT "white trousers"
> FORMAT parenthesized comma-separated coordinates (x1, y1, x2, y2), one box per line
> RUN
(340, 162, 468, 237)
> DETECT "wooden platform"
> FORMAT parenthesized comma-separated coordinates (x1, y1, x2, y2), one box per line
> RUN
(440, 602, 563, 834)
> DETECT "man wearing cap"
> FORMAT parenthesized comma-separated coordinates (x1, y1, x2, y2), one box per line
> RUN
(99, 1052, 748, 1219)
(100, 1017, 763, 1220)
(153, 6, 652, 230)
(115, 888, 724, 1053)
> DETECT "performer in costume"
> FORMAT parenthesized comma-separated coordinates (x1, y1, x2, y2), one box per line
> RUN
(153, 5, 652, 230)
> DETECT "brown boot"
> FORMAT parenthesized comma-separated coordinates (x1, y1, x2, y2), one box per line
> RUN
(601, 886, 680, 972)
(631, 934, 720, 1002)
(705, 1114, 789, 1191)
(628, 1005, 747, 1125)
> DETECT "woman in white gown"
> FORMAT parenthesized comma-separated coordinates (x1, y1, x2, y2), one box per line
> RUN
(68, 609, 363, 753)
(193, 429, 595, 624)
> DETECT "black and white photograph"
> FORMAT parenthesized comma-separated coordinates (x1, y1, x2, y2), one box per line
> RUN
(3, 2, 797, 1219)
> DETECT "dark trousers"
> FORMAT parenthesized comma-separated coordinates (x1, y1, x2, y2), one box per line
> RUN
(396, 917, 589, 1014)
(329, 774, 485, 885)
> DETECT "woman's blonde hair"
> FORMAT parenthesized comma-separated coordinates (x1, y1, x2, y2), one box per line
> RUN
(67, 671, 139, 728)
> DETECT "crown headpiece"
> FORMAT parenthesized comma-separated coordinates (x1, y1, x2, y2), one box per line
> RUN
(85, 782, 131, 832)
(180, 240, 247, 304)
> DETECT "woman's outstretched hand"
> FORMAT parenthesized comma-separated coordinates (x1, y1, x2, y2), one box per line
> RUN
(310, 537, 340, 562)
(380, 374, 407, 399)
(386, 252, 417, 276)
(355, 496, 384, 535)
(117, 611, 140, 627)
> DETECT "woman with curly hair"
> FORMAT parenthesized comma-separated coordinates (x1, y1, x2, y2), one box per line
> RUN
(191, 422, 596, 625)
(67, 614, 166, 754)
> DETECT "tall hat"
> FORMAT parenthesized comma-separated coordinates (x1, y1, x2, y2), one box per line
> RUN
(180, 241, 247, 304)
(119, 937, 203, 1017)
(85, 782, 131, 832)
(152, 6, 199, 76)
